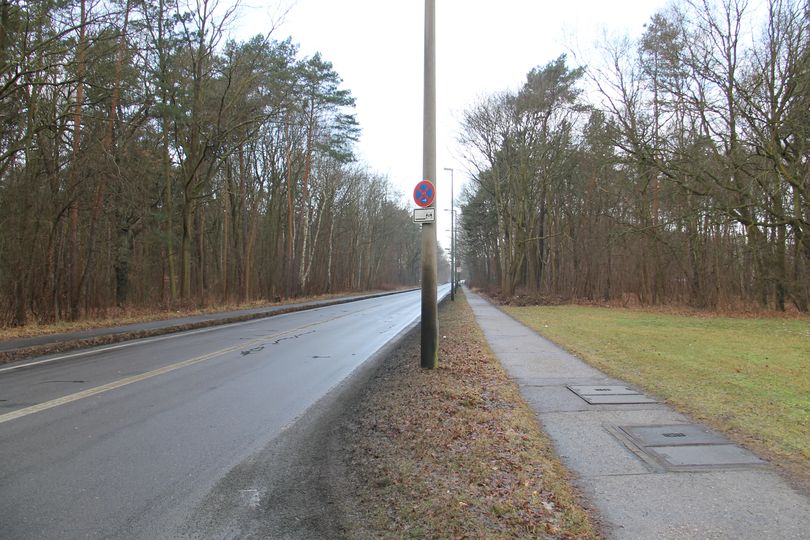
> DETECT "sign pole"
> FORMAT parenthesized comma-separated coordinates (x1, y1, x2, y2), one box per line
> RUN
(421, 0, 438, 369)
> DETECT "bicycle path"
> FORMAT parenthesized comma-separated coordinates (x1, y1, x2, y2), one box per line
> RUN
(465, 288, 810, 539)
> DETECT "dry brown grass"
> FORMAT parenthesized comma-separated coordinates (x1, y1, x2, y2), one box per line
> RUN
(482, 286, 810, 321)
(341, 292, 600, 539)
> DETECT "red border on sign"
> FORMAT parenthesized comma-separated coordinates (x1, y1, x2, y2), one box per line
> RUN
(413, 180, 436, 208)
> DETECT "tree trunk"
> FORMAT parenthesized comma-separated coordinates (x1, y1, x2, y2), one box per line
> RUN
(298, 110, 314, 292)
(326, 212, 335, 293)
(301, 199, 323, 292)
(284, 120, 295, 296)
(222, 166, 231, 301)
(181, 194, 194, 299)
(0, 0, 9, 69)
(158, 0, 177, 303)
(197, 205, 206, 302)
(67, 0, 88, 320)
(239, 145, 249, 300)
(775, 223, 787, 311)
(163, 131, 177, 302)
(114, 225, 134, 307)
(79, 0, 131, 311)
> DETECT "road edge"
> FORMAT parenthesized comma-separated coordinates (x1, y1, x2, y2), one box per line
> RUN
(174, 292, 451, 538)
(0, 289, 418, 366)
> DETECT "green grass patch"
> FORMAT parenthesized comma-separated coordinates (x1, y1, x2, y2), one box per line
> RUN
(503, 305, 810, 478)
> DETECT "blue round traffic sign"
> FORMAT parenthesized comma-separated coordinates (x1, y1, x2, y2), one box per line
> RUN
(413, 180, 436, 208)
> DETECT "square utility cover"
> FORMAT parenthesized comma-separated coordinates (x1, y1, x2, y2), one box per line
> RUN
(567, 385, 657, 404)
(568, 385, 641, 396)
(617, 424, 767, 470)
(646, 444, 766, 467)
(578, 394, 658, 404)
(621, 424, 729, 447)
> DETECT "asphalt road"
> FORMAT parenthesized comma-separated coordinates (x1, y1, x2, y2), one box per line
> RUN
(0, 285, 449, 539)
(0, 290, 416, 354)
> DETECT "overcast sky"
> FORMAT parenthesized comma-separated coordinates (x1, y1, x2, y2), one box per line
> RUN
(235, 0, 671, 247)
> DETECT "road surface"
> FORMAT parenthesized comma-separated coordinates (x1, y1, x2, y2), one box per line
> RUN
(0, 289, 415, 355)
(0, 285, 449, 539)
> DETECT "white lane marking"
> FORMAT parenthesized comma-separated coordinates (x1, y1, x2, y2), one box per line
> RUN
(0, 299, 373, 375)
(0, 291, 424, 375)
(0, 304, 387, 425)
(0, 345, 243, 425)
(0, 326, 224, 374)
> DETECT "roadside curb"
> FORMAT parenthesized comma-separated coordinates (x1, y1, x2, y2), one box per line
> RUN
(0, 289, 417, 365)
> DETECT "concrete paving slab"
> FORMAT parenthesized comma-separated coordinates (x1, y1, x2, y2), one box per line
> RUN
(582, 470, 809, 539)
(464, 288, 810, 540)
(564, 408, 693, 427)
(540, 410, 691, 476)
(480, 325, 601, 364)
(534, 415, 652, 476)
(521, 386, 669, 413)
(493, 350, 605, 379)
(485, 333, 538, 339)
(515, 376, 622, 387)
(521, 385, 602, 413)
(567, 384, 660, 404)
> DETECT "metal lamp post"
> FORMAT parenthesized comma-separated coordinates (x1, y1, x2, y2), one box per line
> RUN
(452, 208, 458, 290)
(443, 167, 454, 301)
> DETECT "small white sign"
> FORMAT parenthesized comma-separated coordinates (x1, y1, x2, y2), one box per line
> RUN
(413, 208, 435, 223)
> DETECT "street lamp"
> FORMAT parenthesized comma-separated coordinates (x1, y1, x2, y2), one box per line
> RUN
(444, 209, 458, 293)
(443, 167, 454, 301)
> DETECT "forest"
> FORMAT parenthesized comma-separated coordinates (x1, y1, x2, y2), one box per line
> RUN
(459, 0, 809, 311)
(0, 0, 424, 326)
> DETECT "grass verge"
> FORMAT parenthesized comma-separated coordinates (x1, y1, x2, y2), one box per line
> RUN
(340, 292, 599, 539)
(503, 304, 810, 487)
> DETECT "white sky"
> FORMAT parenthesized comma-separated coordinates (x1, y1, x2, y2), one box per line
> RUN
(235, 0, 672, 248)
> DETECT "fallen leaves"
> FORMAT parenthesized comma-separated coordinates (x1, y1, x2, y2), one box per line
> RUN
(340, 293, 599, 539)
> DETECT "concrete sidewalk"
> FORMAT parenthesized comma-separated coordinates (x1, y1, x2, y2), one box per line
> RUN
(465, 289, 810, 539)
